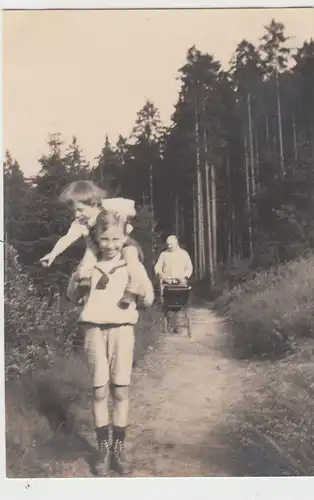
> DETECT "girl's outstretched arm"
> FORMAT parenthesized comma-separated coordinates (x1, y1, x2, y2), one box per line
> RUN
(66, 268, 81, 303)
(40, 221, 84, 267)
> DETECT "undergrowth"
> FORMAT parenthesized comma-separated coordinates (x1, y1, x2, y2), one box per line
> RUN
(4, 244, 79, 379)
(214, 253, 314, 358)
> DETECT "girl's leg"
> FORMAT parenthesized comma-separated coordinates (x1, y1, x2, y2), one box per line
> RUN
(78, 241, 98, 278)
(76, 243, 98, 305)
(120, 248, 154, 309)
(119, 246, 143, 307)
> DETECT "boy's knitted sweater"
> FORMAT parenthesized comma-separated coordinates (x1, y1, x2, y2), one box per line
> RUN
(68, 254, 154, 325)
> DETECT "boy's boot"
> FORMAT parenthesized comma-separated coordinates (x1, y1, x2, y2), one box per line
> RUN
(111, 426, 132, 476)
(94, 426, 110, 477)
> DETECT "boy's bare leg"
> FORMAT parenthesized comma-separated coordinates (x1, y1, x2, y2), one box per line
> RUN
(92, 385, 111, 477)
(108, 326, 134, 476)
(85, 326, 111, 476)
(111, 385, 129, 427)
(93, 385, 110, 428)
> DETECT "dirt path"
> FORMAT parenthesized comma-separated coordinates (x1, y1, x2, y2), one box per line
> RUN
(30, 302, 314, 477)
(127, 305, 243, 476)
(46, 303, 242, 477)
(70, 302, 249, 477)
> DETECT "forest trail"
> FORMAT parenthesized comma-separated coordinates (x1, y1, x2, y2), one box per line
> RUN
(19, 301, 314, 477)
(127, 305, 243, 477)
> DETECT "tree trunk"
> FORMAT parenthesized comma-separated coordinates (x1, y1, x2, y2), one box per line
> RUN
(211, 163, 217, 272)
(192, 184, 199, 280)
(292, 113, 298, 162)
(195, 103, 205, 279)
(244, 134, 253, 256)
(174, 192, 179, 237)
(273, 121, 277, 162)
(232, 204, 238, 259)
(310, 122, 314, 161)
(180, 203, 185, 243)
(203, 127, 213, 282)
(254, 130, 260, 190)
(247, 93, 256, 196)
(276, 68, 285, 175)
(226, 154, 232, 260)
(149, 161, 154, 220)
(205, 162, 214, 285)
(266, 114, 270, 144)
(198, 166, 206, 278)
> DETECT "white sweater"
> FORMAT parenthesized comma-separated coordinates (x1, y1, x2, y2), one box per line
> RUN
(68, 255, 154, 326)
(154, 248, 193, 281)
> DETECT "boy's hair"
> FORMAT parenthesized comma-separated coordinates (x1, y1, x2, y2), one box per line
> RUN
(95, 210, 127, 235)
(59, 181, 107, 206)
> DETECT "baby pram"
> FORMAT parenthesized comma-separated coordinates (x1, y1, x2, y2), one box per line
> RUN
(160, 279, 192, 337)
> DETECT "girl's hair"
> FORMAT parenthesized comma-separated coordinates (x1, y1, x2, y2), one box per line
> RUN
(95, 210, 127, 235)
(59, 181, 107, 206)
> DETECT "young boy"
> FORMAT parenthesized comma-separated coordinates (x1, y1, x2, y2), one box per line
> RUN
(40, 180, 145, 307)
(67, 210, 154, 476)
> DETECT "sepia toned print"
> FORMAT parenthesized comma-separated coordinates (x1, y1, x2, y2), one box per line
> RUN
(3, 8, 314, 478)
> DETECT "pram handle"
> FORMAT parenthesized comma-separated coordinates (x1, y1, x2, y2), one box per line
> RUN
(160, 277, 189, 286)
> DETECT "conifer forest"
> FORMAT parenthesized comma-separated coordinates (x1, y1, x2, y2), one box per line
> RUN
(4, 19, 314, 296)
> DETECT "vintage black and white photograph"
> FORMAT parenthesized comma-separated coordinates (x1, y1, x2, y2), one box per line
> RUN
(3, 7, 314, 479)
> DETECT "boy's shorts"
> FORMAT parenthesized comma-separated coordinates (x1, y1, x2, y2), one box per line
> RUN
(83, 324, 135, 387)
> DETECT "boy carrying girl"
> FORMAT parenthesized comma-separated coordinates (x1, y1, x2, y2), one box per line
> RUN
(42, 181, 155, 475)
(67, 209, 154, 476)
(40, 180, 147, 307)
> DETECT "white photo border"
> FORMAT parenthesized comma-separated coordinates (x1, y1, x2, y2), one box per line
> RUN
(1, 1, 314, 499)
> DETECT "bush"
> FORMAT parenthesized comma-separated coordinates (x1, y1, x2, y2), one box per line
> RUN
(215, 253, 314, 358)
(4, 244, 79, 379)
(194, 258, 254, 303)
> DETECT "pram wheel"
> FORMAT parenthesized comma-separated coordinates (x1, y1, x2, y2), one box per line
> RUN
(163, 314, 168, 334)
(161, 283, 192, 338)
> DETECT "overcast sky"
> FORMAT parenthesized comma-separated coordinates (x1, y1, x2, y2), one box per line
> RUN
(3, 8, 314, 176)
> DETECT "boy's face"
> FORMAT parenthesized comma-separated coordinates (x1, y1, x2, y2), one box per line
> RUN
(73, 201, 99, 224)
(96, 225, 127, 259)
